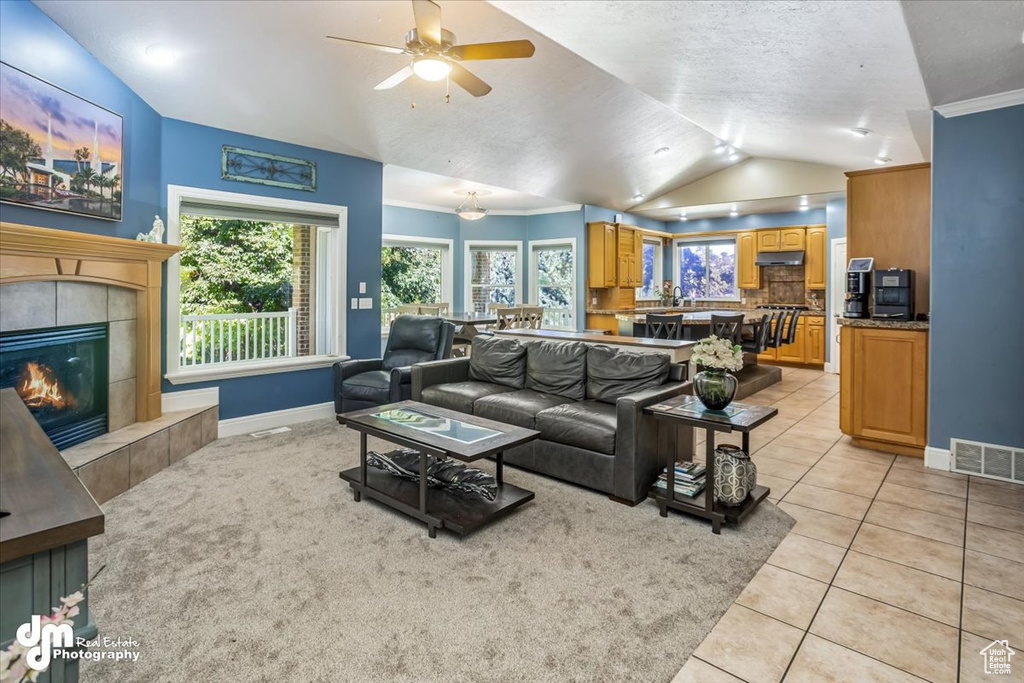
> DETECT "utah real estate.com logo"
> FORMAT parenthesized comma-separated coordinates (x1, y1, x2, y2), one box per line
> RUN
(15, 615, 73, 671)
(980, 639, 1015, 676)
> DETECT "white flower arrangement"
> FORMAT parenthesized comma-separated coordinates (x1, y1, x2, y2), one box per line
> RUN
(690, 335, 744, 372)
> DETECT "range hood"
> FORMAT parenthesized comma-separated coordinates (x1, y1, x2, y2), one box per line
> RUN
(755, 250, 804, 266)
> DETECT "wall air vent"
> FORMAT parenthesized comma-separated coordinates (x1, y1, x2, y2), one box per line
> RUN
(951, 438, 1024, 484)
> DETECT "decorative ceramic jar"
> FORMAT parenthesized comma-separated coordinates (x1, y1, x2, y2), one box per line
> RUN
(714, 444, 757, 506)
(694, 367, 738, 411)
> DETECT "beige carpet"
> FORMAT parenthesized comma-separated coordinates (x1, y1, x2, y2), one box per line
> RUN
(82, 418, 794, 683)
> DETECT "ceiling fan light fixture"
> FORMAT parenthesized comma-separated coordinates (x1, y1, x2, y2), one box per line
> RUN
(412, 55, 451, 81)
(456, 191, 488, 221)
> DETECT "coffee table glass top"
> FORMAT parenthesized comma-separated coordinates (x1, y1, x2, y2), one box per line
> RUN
(371, 408, 502, 444)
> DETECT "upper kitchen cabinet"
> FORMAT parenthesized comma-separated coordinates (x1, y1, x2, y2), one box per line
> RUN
(616, 224, 641, 288)
(587, 222, 618, 288)
(757, 227, 806, 252)
(737, 231, 760, 289)
(804, 225, 827, 289)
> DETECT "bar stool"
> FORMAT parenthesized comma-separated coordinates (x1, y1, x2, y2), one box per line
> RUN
(711, 313, 745, 345)
(646, 313, 683, 340)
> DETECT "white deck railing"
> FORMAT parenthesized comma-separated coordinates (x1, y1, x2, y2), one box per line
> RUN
(180, 308, 297, 367)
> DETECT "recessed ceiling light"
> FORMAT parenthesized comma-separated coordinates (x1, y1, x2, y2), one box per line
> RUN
(850, 128, 872, 137)
(654, 147, 670, 156)
(632, 193, 645, 200)
(799, 205, 810, 212)
(713, 143, 728, 154)
(680, 212, 688, 221)
(145, 44, 177, 66)
(729, 210, 738, 217)
(874, 157, 892, 165)
(728, 153, 740, 162)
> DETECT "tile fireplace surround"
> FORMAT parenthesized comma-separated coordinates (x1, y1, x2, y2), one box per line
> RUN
(0, 221, 216, 502)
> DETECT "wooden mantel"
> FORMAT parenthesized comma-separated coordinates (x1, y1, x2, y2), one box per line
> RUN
(0, 221, 179, 422)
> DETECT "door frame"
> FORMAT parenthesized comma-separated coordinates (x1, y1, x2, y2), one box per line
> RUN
(827, 237, 847, 374)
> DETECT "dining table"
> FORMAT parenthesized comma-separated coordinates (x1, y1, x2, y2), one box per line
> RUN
(444, 311, 498, 340)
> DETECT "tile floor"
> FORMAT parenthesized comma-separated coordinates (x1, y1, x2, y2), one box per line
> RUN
(672, 367, 1024, 683)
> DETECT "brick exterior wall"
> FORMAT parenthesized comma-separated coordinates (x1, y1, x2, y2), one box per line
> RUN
(292, 226, 311, 356)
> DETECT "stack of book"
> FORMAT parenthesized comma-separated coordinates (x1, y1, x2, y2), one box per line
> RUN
(653, 461, 706, 498)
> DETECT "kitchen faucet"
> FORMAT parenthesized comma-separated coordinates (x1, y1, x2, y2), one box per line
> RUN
(672, 286, 685, 307)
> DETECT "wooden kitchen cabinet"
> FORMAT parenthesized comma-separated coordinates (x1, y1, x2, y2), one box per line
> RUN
(840, 325, 928, 453)
(758, 314, 825, 366)
(804, 225, 827, 289)
(757, 230, 780, 252)
(805, 317, 825, 364)
(757, 227, 806, 252)
(587, 222, 618, 288)
(616, 225, 642, 287)
(737, 231, 760, 289)
(777, 319, 806, 363)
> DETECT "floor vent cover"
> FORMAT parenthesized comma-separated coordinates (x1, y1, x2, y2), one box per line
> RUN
(951, 438, 1023, 484)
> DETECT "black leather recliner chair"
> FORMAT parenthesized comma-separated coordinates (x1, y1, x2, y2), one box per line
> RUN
(334, 315, 455, 414)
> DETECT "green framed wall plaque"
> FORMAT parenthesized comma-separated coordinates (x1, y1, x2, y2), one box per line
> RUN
(221, 146, 316, 192)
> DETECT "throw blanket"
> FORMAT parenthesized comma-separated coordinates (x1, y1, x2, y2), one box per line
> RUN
(367, 448, 498, 501)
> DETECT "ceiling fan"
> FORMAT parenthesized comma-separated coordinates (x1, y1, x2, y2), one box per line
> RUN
(326, 0, 535, 97)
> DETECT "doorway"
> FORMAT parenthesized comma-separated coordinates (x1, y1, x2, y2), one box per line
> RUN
(828, 238, 847, 374)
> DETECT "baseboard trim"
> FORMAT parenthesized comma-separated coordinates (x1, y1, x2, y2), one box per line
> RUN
(162, 387, 219, 413)
(217, 401, 335, 438)
(925, 446, 952, 472)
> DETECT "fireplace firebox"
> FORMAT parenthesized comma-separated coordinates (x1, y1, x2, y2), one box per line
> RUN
(0, 324, 108, 449)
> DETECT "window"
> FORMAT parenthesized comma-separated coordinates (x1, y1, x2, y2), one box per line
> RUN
(529, 239, 576, 329)
(165, 185, 347, 383)
(465, 241, 522, 313)
(636, 238, 663, 300)
(674, 238, 739, 301)
(380, 235, 453, 333)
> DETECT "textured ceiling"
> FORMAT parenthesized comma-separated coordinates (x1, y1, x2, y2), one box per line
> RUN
(383, 165, 579, 213)
(901, 0, 1024, 105)
(34, 0, 738, 212)
(490, 0, 933, 172)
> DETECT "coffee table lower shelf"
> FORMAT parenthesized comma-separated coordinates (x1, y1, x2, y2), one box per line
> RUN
(340, 466, 534, 537)
(654, 484, 771, 530)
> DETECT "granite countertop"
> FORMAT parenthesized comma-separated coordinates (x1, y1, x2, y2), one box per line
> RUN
(837, 318, 930, 330)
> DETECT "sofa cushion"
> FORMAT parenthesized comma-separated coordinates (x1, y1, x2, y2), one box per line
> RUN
(468, 336, 527, 389)
(383, 315, 444, 370)
(341, 370, 391, 404)
(420, 381, 516, 415)
(535, 400, 618, 455)
(524, 340, 588, 400)
(586, 345, 670, 404)
(474, 389, 574, 429)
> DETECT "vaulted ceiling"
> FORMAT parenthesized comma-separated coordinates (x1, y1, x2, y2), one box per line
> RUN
(34, 0, 1023, 217)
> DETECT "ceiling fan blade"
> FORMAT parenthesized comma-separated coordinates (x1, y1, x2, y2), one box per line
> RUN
(412, 0, 443, 46)
(325, 35, 411, 55)
(449, 62, 492, 97)
(374, 65, 415, 90)
(448, 40, 536, 61)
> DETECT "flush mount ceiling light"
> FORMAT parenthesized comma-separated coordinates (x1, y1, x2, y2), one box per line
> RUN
(850, 127, 872, 137)
(411, 55, 451, 81)
(654, 147, 670, 156)
(874, 157, 892, 165)
(455, 191, 488, 220)
(145, 44, 177, 66)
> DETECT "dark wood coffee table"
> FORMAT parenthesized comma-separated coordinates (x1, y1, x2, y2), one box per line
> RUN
(337, 401, 539, 538)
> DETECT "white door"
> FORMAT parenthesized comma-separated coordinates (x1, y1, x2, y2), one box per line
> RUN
(829, 238, 847, 374)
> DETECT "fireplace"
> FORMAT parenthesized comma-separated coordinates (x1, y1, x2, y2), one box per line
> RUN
(0, 324, 108, 449)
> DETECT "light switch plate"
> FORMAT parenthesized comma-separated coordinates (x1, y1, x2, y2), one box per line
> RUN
(359, 282, 366, 294)
(358, 297, 373, 309)
(350, 297, 359, 309)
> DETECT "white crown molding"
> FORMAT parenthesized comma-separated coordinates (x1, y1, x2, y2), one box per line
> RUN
(934, 89, 1024, 118)
(217, 401, 335, 438)
(383, 198, 581, 217)
(924, 446, 951, 472)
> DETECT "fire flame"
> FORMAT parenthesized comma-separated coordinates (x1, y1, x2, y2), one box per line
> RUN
(18, 361, 76, 410)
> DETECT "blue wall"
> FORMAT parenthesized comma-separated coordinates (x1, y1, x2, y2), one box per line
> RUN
(668, 209, 826, 234)
(0, 0, 161, 237)
(159, 119, 383, 418)
(929, 105, 1024, 450)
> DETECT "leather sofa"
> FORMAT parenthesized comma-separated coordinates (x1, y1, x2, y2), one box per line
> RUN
(334, 314, 455, 414)
(411, 335, 693, 504)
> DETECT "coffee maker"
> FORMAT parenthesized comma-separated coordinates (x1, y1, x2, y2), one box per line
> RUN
(873, 268, 915, 320)
(844, 257, 873, 318)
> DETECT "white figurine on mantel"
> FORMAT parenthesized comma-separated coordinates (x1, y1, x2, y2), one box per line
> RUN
(136, 215, 165, 243)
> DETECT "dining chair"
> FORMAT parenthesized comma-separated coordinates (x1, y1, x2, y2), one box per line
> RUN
(492, 306, 523, 330)
(520, 306, 544, 329)
(417, 305, 441, 316)
(397, 304, 421, 315)
(646, 313, 683, 340)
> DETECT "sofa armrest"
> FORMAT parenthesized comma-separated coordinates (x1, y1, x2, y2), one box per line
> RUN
(333, 358, 383, 413)
(612, 380, 693, 503)
(389, 366, 412, 402)
(411, 357, 471, 400)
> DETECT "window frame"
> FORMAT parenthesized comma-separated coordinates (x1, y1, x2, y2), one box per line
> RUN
(463, 240, 524, 313)
(528, 237, 577, 330)
(165, 184, 348, 384)
(636, 237, 664, 301)
(381, 233, 454, 311)
(672, 236, 742, 303)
